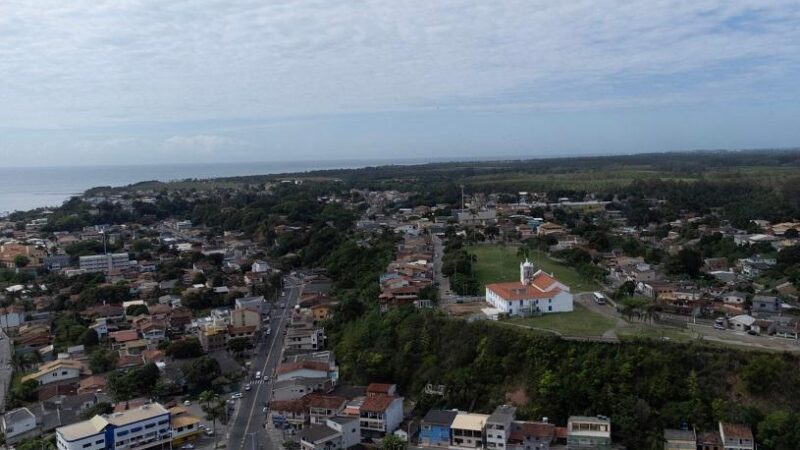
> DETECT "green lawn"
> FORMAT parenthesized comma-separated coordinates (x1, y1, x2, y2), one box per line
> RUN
(470, 245, 600, 292)
(505, 303, 616, 337)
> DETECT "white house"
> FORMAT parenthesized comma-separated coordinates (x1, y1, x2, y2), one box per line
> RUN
(485, 260, 573, 317)
(21, 359, 88, 386)
(358, 396, 404, 440)
(325, 416, 360, 449)
(251, 260, 271, 273)
(2, 407, 38, 444)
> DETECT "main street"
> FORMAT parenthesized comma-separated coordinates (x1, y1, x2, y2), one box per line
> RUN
(227, 276, 301, 450)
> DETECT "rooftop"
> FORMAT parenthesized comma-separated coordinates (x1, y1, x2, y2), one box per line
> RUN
(452, 413, 490, 431)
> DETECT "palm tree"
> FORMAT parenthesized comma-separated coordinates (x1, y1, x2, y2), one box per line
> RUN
(199, 390, 223, 448)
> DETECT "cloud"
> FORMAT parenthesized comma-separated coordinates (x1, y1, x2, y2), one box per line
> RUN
(0, 0, 798, 130)
(161, 134, 248, 156)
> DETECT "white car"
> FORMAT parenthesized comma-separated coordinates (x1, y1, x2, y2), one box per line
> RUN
(263, 375, 270, 382)
(245, 383, 252, 391)
(183, 400, 191, 406)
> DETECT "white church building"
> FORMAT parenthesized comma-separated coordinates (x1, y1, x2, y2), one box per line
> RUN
(485, 260, 574, 316)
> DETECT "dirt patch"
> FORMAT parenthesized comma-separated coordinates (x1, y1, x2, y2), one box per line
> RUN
(506, 387, 530, 406)
(445, 302, 486, 317)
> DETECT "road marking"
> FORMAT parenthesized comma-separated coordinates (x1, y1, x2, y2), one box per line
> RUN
(238, 283, 296, 450)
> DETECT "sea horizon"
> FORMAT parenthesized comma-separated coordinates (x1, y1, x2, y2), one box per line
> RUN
(0, 157, 471, 214)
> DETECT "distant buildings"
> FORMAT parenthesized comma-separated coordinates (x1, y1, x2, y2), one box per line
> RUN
(79, 253, 133, 273)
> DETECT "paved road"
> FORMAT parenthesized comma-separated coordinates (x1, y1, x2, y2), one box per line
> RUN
(0, 329, 12, 412)
(227, 277, 301, 450)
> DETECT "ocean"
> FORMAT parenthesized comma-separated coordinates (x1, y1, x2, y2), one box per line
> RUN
(0, 158, 439, 215)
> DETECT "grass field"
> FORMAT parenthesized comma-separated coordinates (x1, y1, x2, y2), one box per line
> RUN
(506, 303, 616, 337)
(470, 245, 600, 292)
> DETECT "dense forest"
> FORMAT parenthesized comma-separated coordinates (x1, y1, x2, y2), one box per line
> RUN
(329, 308, 800, 449)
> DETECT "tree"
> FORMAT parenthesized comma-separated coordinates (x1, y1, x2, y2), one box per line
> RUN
(165, 338, 204, 359)
(89, 348, 118, 373)
(79, 329, 99, 347)
(185, 356, 221, 393)
(227, 337, 253, 354)
(665, 248, 704, 278)
(80, 402, 113, 420)
(758, 410, 800, 450)
(784, 228, 799, 239)
(11, 380, 40, 403)
(740, 355, 786, 395)
(13, 255, 30, 268)
(380, 435, 407, 450)
(107, 363, 160, 401)
(199, 390, 225, 449)
(126, 304, 149, 317)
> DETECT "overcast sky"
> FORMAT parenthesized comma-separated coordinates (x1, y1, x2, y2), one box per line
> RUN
(1, 0, 799, 166)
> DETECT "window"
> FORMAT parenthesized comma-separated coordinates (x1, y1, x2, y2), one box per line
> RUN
(117, 431, 129, 437)
(62, 371, 68, 375)
(131, 427, 143, 432)
(95, 440, 104, 445)
(145, 423, 155, 429)
(158, 419, 169, 425)
(83, 444, 92, 448)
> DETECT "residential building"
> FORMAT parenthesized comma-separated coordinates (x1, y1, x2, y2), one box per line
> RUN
(485, 260, 573, 316)
(451, 413, 489, 449)
(0, 305, 26, 330)
(299, 425, 342, 450)
(485, 405, 516, 449)
(696, 431, 722, 450)
(308, 395, 347, 425)
(719, 422, 754, 450)
(271, 398, 309, 429)
(272, 378, 334, 402)
(198, 324, 227, 352)
(358, 395, 404, 440)
(21, 359, 88, 386)
(55, 403, 171, 450)
(507, 421, 555, 450)
(79, 253, 133, 273)
(251, 260, 271, 273)
(231, 307, 261, 329)
(2, 407, 39, 444)
(663, 429, 696, 450)
(235, 296, 268, 319)
(285, 327, 325, 353)
(751, 295, 781, 314)
(169, 406, 202, 446)
(419, 409, 458, 447)
(366, 383, 397, 397)
(276, 361, 332, 382)
(566, 416, 611, 450)
(325, 416, 360, 449)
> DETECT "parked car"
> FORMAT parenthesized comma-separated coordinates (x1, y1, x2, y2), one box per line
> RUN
(245, 383, 252, 391)
(183, 400, 191, 406)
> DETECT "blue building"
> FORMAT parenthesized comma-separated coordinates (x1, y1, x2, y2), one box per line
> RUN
(420, 409, 458, 447)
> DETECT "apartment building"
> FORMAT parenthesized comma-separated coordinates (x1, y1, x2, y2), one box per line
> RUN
(56, 403, 170, 450)
(79, 253, 133, 273)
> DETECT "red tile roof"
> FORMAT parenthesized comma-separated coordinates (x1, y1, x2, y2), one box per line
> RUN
(276, 361, 329, 375)
(109, 329, 139, 342)
(360, 395, 399, 413)
(366, 383, 394, 394)
(306, 394, 346, 410)
(271, 398, 307, 414)
(721, 423, 754, 440)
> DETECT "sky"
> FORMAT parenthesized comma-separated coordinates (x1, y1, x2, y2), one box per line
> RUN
(1, 0, 800, 167)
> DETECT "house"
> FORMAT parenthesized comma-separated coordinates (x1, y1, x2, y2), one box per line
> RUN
(1, 407, 39, 444)
(299, 424, 342, 450)
(55, 402, 171, 450)
(0, 305, 26, 330)
(109, 329, 139, 349)
(272, 378, 335, 402)
(719, 423, 754, 450)
(251, 260, 271, 273)
(730, 314, 757, 332)
(663, 429, 696, 450)
(271, 398, 310, 429)
(419, 409, 458, 447)
(450, 412, 489, 449)
(566, 415, 611, 450)
(507, 421, 555, 450)
(485, 260, 573, 316)
(486, 405, 516, 449)
(366, 383, 397, 397)
(307, 395, 347, 425)
(21, 359, 89, 386)
(231, 307, 261, 329)
(78, 375, 108, 394)
(325, 416, 360, 449)
(751, 295, 781, 314)
(722, 292, 747, 306)
(169, 406, 203, 446)
(358, 395, 404, 440)
(276, 361, 332, 382)
(696, 431, 722, 450)
(537, 222, 566, 236)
